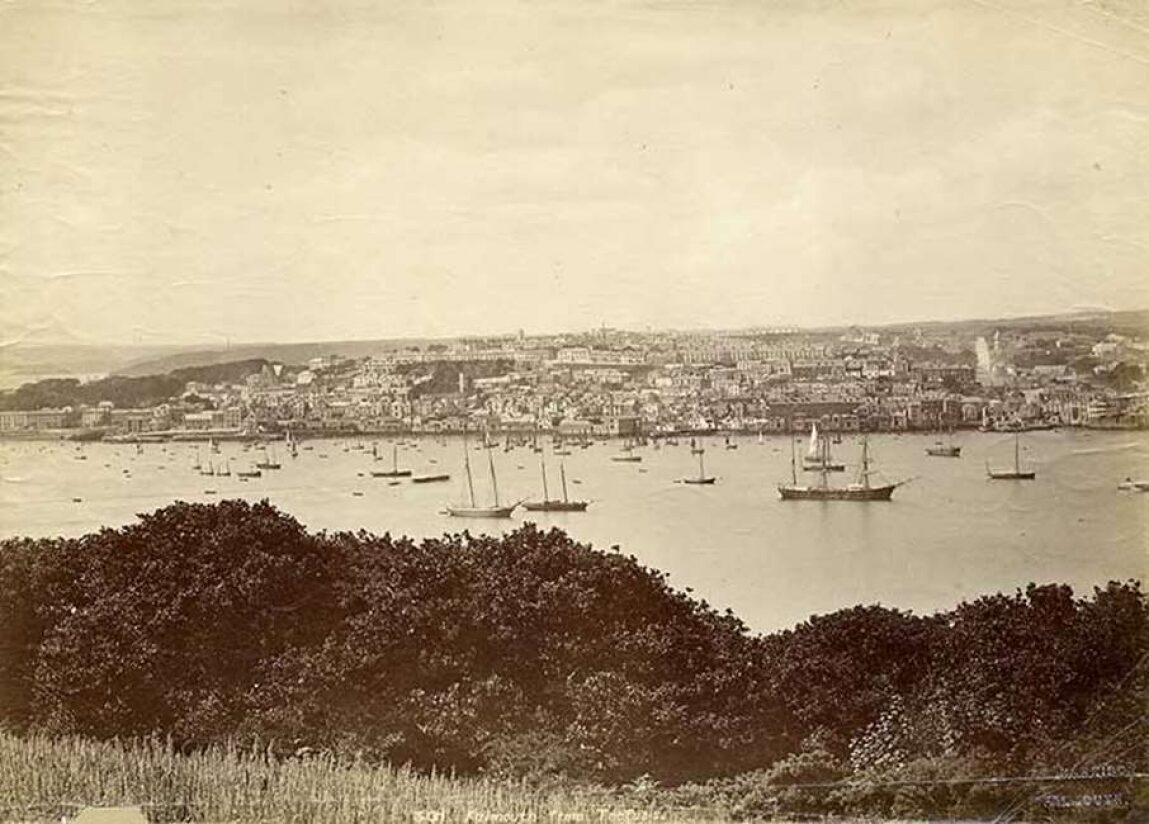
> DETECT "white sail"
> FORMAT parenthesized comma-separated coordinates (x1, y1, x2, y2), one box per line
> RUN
(807, 422, 819, 458)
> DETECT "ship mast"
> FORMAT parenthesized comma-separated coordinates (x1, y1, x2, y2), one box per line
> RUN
(818, 431, 830, 488)
(860, 437, 871, 490)
(1014, 433, 1020, 474)
(560, 462, 569, 503)
(463, 429, 476, 507)
(790, 434, 797, 484)
(540, 452, 550, 501)
(488, 448, 501, 506)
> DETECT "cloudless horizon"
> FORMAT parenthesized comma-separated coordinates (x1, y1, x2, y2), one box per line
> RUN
(3, 0, 1148, 347)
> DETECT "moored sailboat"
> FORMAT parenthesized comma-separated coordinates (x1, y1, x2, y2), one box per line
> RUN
(524, 452, 588, 511)
(925, 427, 961, 458)
(445, 432, 519, 518)
(802, 423, 846, 471)
(681, 447, 716, 485)
(372, 444, 412, 478)
(256, 445, 281, 470)
(986, 433, 1035, 480)
(611, 438, 643, 462)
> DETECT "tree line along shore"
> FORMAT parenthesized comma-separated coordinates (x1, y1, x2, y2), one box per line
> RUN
(0, 500, 1144, 820)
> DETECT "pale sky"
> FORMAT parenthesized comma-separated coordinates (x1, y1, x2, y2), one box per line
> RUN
(2, 0, 1147, 346)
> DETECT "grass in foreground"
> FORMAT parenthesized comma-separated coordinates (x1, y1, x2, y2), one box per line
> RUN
(0, 733, 728, 823)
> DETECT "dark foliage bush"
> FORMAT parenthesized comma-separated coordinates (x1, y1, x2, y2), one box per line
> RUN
(0, 499, 1143, 798)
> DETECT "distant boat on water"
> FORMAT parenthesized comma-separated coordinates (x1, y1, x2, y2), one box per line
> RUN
(611, 438, 643, 462)
(1117, 477, 1149, 492)
(926, 428, 961, 458)
(986, 433, 1036, 480)
(681, 447, 716, 485)
(372, 444, 412, 478)
(780, 435, 903, 501)
(524, 452, 588, 511)
(412, 473, 451, 484)
(803, 423, 845, 472)
(256, 445, 281, 470)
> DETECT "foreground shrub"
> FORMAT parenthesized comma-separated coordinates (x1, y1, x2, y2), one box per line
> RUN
(0, 499, 1143, 791)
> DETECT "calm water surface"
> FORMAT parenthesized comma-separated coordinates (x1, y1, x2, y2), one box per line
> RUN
(1, 431, 1145, 632)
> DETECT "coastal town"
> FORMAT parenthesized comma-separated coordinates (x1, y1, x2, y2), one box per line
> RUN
(1, 316, 1146, 441)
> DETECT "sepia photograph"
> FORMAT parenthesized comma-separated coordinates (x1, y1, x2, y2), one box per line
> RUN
(1, 0, 1147, 821)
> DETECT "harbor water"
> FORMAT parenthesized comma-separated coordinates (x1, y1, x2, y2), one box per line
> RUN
(1, 430, 1145, 632)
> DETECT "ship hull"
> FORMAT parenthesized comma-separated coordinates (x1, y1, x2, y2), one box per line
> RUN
(925, 447, 961, 457)
(987, 471, 1036, 480)
(445, 505, 517, 518)
(778, 484, 897, 501)
(412, 474, 451, 484)
(522, 501, 589, 512)
(372, 470, 413, 477)
(611, 455, 642, 462)
(682, 478, 717, 485)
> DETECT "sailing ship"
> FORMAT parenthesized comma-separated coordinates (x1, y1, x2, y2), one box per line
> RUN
(371, 444, 412, 478)
(681, 447, 716, 485)
(445, 431, 519, 518)
(724, 435, 738, 450)
(779, 435, 903, 501)
(803, 423, 846, 471)
(925, 428, 961, 458)
(611, 437, 643, 462)
(256, 445, 281, 470)
(986, 433, 1036, 480)
(523, 452, 588, 511)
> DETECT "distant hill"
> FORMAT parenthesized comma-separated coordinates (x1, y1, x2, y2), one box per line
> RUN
(869, 308, 1149, 339)
(115, 338, 449, 377)
(0, 359, 274, 411)
(0, 343, 199, 390)
(5, 309, 1145, 388)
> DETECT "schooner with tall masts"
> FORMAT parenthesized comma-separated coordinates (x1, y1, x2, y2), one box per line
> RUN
(445, 429, 519, 518)
(524, 449, 588, 511)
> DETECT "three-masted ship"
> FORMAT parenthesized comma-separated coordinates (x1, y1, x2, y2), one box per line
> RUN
(779, 435, 903, 501)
